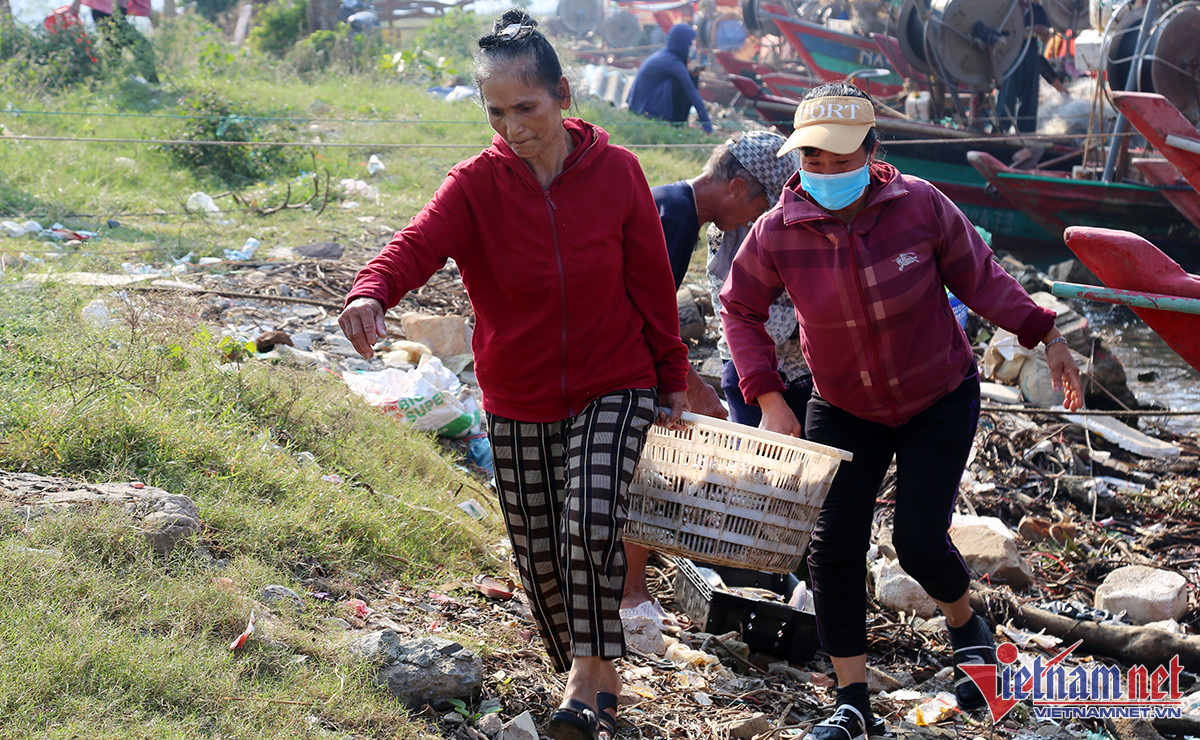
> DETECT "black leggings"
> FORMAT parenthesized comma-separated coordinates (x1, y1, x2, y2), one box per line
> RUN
(805, 374, 980, 658)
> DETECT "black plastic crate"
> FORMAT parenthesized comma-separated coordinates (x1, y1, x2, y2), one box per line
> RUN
(673, 557, 819, 664)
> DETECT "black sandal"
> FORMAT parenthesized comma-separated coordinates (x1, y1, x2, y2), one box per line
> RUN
(547, 698, 599, 740)
(596, 691, 619, 740)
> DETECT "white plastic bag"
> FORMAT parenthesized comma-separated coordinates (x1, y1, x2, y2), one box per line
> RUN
(342, 355, 479, 438)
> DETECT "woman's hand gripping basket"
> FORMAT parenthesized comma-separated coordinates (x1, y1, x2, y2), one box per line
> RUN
(625, 412, 852, 573)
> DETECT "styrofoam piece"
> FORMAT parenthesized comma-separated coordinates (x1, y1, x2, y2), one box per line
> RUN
(980, 381, 1023, 405)
(1065, 412, 1181, 458)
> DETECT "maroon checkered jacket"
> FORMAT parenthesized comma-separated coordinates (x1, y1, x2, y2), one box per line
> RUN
(721, 161, 1054, 427)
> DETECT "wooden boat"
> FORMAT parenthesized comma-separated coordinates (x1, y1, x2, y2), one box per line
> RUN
(1131, 158, 1200, 231)
(967, 150, 1200, 269)
(752, 1, 906, 97)
(1062, 226, 1200, 371)
(1111, 91, 1200, 193)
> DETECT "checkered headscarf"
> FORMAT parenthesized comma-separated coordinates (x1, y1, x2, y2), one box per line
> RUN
(727, 130, 799, 206)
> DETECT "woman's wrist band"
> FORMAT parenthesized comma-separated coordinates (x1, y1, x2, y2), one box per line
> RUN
(1044, 336, 1068, 351)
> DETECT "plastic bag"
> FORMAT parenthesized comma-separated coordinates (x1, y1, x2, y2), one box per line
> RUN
(342, 355, 480, 438)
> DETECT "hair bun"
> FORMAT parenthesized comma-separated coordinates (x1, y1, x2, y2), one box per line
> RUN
(478, 10, 538, 48)
(495, 9, 536, 30)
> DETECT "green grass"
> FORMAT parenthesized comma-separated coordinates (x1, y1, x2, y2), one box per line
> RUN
(0, 15, 720, 737)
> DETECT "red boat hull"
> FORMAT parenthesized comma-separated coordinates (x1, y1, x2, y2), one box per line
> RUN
(1111, 92, 1200, 193)
(1064, 226, 1200, 371)
(1132, 159, 1200, 231)
(967, 150, 1200, 267)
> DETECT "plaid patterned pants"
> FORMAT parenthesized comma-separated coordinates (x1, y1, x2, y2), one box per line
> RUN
(488, 388, 656, 672)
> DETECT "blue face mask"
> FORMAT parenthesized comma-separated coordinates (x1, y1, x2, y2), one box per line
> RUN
(800, 163, 870, 211)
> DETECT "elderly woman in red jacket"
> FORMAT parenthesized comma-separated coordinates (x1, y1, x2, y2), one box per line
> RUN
(340, 11, 688, 740)
(721, 81, 1082, 739)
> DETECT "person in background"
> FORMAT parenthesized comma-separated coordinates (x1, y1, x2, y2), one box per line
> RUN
(339, 12, 689, 740)
(996, 0, 1070, 136)
(721, 81, 1083, 739)
(619, 130, 801, 628)
(626, 24, 714, 134)
(70, 0, 158, 82)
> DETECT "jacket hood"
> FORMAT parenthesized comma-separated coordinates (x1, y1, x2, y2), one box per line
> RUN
(666, 24, 696, 59)
(485, 117, 609, 190)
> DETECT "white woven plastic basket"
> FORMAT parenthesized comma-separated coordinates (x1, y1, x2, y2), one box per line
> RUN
(625, 412, 853, 574)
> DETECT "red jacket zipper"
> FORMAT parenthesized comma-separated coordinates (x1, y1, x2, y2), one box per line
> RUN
(544, 190, 574, 417)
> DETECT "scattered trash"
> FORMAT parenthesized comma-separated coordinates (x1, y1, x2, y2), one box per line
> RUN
(321, 473, 342, 484)
(345, 598, 370, 617)
(81, 299, 111, 328)
(339, 178, 378, 202)
(472, 574, 515, 600)
(224, 237, 260, 261)
(106, 219, 121, 229)
(466, 433, 493, 476)
(457, 499, 487, 519)
(367, 154, 386, 175)
(427, 85, 476, 102)
(341, 355, 481, 438)
(185, 192, 220, 214)
(0, 220, 23, 238)
(1064, 411, 1182, 458)
(229, 611, 256, 650)
(906, 692, 958, 725)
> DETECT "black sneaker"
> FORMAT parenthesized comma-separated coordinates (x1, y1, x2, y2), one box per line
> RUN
(806, 704, 886, 740)
(951, 616, 996, 712)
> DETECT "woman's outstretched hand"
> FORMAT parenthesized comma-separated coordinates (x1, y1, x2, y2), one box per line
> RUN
(339, 297, 387, 359)
(1047, 341, 1084, 411)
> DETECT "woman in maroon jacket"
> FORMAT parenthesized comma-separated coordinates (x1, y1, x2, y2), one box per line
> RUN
(339, 11, 688, 740)
(722, 82, 1083, 740)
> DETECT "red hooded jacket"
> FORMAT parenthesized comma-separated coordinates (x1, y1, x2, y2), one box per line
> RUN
(346, 118, 689, 422)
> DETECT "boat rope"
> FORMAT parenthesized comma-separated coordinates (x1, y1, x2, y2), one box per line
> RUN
(982, 405, 1200, 417)
(0, 128, 1149, 150)
(0, 107, 743, 127)
(0, 134, 717, 149)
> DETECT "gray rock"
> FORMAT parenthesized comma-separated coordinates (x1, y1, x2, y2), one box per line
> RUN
(259, 585, 306, 612)
(677, 288, 705, 342)
(479, 698, 503, 714)
(348, 631, 483, 707)
(893, 721, 957, 738)
(497, 711, 538, 740)
(1047, 258, 1099, 286)
(141, 510, 199, 555)
(0, 471, 201, 558)
(714, 711, 771, 739)
(295, 241, 344, 261)
(322, 334, 360, 357)
(290, 331, 314, 351)
(476, 710, 504, 737)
